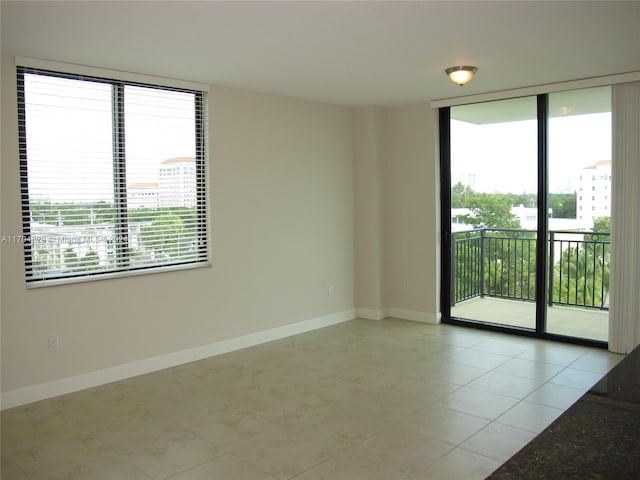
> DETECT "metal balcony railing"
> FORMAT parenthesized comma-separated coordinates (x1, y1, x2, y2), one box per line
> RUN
(451, 229, 610, 310)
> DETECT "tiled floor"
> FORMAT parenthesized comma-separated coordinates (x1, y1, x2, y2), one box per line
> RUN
(1, 318, 624, 480)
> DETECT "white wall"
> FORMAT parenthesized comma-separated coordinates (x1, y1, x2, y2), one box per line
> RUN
(352, 104, 440, 323)
(385, 104, 440, 322)
(1, 54, 356, 398)
(353, 107, 388, 318)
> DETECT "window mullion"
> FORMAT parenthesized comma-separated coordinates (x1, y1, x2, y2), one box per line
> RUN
(112, 83, 130, 267)
(195, 92, 207, 256)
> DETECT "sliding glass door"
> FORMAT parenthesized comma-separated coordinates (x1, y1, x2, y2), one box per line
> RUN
(449, 97, 539, 331)
(441, 87, 611, 344)
(546, 88, 611, 341)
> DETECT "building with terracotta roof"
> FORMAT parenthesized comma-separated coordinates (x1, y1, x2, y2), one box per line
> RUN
(127, 182, 159, 209)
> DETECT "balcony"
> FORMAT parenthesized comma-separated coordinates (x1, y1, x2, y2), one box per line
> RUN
(450, 229, 610, 342)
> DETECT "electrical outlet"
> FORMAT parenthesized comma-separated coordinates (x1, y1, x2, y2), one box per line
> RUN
(401, 280, 409, 291)
(48, 335, 59, 352)
(328, 284, 335, 296)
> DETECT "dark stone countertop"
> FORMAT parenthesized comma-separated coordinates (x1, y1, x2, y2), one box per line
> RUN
(488, 344, 640, 479)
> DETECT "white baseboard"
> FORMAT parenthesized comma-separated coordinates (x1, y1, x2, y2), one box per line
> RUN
(355, 307, 387, 320)
(386, 307, 440, 324)
(1, 309, 356, 410)
(356, 306, 440, 325)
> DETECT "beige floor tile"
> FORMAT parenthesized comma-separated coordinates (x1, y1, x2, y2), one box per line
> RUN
(192, 410, 285, 451)
(9, 436, 112, 478)
(493, 357, 564, 382)
(347, 425, 453, 479)
(42, 382, 142, 426)
(524, 382, 587, 409)
(247, 375, 372, 426)
(93, 406, 181, 451)
(517, 343, 589, 366)
(336, 362, 406, 388)
(272, 347, 369, 374)
(431, 329, 493, 348)
(406, 337, 466, 359)
(419, 359, 489, 385)
(459, 422, 536, 462)
(423, 447, 502, 480)
(548, 367, 604, 390)
(44, 454, 152, 480)
(288, 409, 385, 449)
(496, 400, 564, 434)
(379, 377, 459, 403)
(145, 393, 239, 428)
(292, 452, 390, 480)
(227, 429, 338, 480)
(2, 407, 80, 452)
(158, 453, 278, 480)
(569, 349, 625, 373)
(303, 375, 373, 402)
(225, 357, 328, 390)
(448, 349, 512, 370)
(470, 337, 535, 356)
(119, 431, 222, 479)
(466, 371, 544, 399)
(243, 387, 331, 425)
(399, 405, 490, 445)
(330, 388, 430, 429)
(1, 456, 32, 480)
(437, 386, 519, 420)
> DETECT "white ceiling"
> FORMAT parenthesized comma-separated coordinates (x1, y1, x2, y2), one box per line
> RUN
(2, 1, 639, 107)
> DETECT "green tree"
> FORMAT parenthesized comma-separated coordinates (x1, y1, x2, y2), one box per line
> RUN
(507, 193, 536, 208)
(63, 247, 79, 270)
(452, 230, 537, 303)
(553, 240, 609, 308)
(593, 216, 611, 232)
(552, 216, 610, 309)
(80, 249, 100, 269)
(549, 193, 576, 219)
(458, 192, 521, 229)
(451, 182, 475, 208)
(140, 213, 185, 259)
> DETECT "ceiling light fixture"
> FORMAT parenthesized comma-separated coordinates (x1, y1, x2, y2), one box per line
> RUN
(445, 66, 478, 86)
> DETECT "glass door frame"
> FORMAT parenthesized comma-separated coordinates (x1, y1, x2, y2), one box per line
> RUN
(439, 95, 607, 348)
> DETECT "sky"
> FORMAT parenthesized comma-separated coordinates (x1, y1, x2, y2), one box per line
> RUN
(451, 111, 612, 194)
(24, 73, 196, 203)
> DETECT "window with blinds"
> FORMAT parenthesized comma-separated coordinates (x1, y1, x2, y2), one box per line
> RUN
(17, 67, 209, 285)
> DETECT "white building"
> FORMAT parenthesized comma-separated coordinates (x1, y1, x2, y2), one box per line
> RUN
(577, 160, 611, 226)
(158, 157, 197, 208)
(127, 182, 159, 209)
(452, 206, 589, 232)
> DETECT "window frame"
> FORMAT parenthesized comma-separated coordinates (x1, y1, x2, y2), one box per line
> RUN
(17, 64, 210, 287)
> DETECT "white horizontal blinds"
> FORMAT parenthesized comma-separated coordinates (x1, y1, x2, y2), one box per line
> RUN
(124, 85, 206, 268)
(20, 71, 115, 280)
(18, 67, 208, 284)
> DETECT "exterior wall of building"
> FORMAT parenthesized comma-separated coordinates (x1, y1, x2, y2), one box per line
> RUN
(158, 160, 196, 207)
(577, 160, 611, 226)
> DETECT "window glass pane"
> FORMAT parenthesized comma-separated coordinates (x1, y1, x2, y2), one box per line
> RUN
(449, 96, 538, 330)
(124, 86, 199, 268)
(22, 74, 114, 278)
(547, 86, 611, 341)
